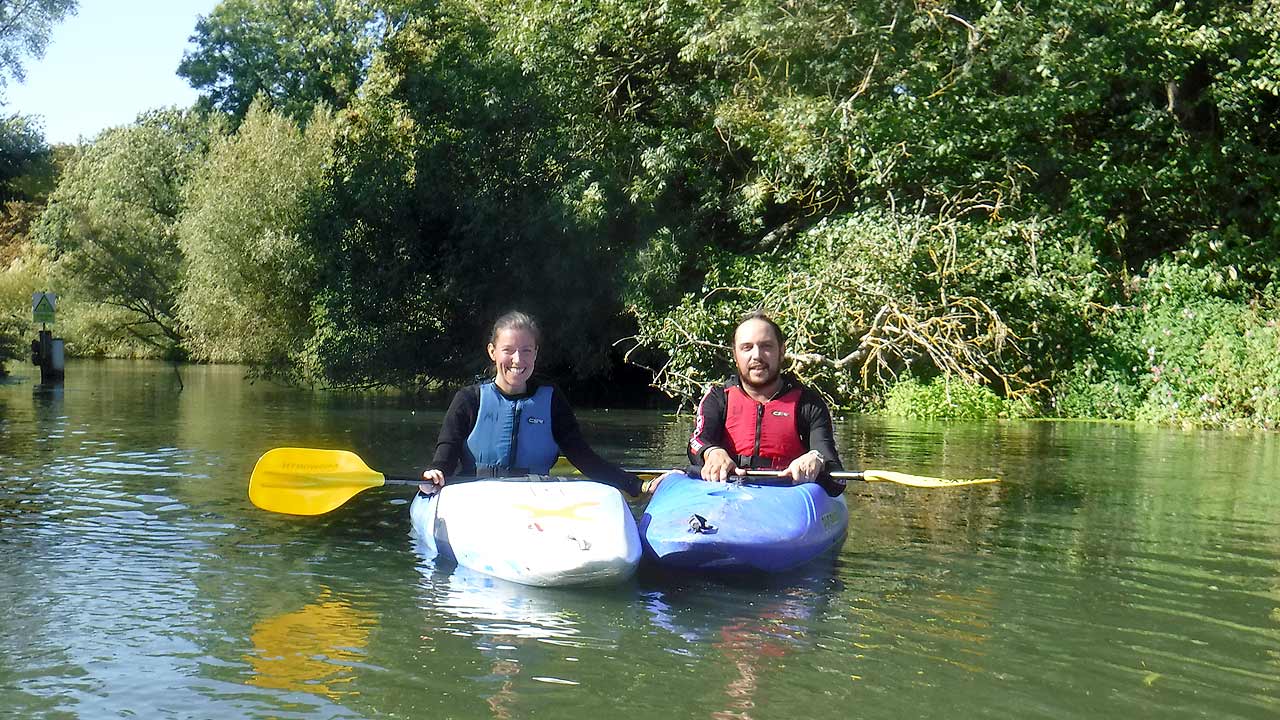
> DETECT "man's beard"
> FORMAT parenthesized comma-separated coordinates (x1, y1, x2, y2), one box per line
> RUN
(741, 364, 780, 391)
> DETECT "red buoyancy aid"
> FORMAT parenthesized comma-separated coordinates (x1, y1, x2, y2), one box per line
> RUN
(723, 385, 807, 470)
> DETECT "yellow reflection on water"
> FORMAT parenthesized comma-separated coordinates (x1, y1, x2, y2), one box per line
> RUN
(245, 589, 374, 698)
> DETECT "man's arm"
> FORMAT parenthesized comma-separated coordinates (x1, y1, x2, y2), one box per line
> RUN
(799, 388, 847, 496)
(687, 385, 727, 463)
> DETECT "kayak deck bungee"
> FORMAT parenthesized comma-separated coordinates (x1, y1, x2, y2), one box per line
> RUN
(411, 476, 641, 587)
(639, 472, 849, 573)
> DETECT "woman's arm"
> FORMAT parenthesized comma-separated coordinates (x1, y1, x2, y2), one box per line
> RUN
(426, 385, 481, 476)
(550, 390, 641, 497)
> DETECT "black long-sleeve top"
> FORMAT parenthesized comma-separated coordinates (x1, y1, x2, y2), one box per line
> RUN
(688, 375, 848, 496)
(427, 380, 641, 496)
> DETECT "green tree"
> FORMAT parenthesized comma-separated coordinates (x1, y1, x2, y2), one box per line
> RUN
(0, 0, 77, 369)
(553, 0, 1280, 409)
(0, 0, 77, 86)
(300, 4, 629, 388)
(178, 100, 335, 367)
(0, 115, 64, 269)
(32, 108, 225, 357)
(178, 0, 389, 123)
(0, 113, 51, 201)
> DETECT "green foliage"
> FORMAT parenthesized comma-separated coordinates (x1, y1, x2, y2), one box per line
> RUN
(1053, 262, 1280, 429)
(300, 6, 631, 388)
(178, 100, 335, 367)
(0, 314, 22, 370)
(20, 0, 1280, 432)
(627, 206, 1090, 407)
(32, 108, 226, 358)
(0, 114, 53, 202)
(1051, 357, 1144, 422)
(885, 376, 1031, 421)
(0, 0, 77, 85)
(0, 201, 46, 368)
(0, 242, 52, 368)
(178, 0, 386, 123)
(0, 114, 62, 367)
(613, 0, 1280, 424)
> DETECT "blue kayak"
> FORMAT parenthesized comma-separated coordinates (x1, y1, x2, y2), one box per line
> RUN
(639, 472, 849, 573)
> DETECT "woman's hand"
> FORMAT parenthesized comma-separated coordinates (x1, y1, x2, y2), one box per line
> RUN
(420, 468, 445, 494)
(642, 469, 679, 495)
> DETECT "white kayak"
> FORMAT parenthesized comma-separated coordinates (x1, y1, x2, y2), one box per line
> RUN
(409, 477, 641, 587)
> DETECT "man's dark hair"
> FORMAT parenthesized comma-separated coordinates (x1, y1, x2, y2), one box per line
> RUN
(734, 310, 785, 347)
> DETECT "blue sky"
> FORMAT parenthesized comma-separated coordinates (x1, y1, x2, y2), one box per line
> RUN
(4, 1, 221, 145)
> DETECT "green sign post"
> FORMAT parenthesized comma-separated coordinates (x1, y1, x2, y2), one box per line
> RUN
(32, 292, 56, 324)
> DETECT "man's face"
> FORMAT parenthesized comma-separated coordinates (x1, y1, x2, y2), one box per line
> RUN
(733, 318, 783, 391)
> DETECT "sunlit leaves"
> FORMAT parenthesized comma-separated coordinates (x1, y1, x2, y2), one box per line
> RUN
(179, 0, 386, 123)
(178, 100, 336, 367)
(0, 0, 76, 86)
(32, 108, 225, 357)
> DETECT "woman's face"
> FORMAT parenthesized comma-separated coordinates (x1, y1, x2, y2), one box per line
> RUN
(488, 327, 537, 393)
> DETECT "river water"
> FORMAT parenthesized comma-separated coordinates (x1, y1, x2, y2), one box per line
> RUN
(1, 360, 1277, 719)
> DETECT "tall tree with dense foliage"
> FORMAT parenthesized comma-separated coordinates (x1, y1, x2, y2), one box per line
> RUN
(459, 0, 1055, 402)
(178, 0, 390, 123)
(32, 108, 224, 357)
(178, 100, 335, 367)
(299, 3, 632, 388)
(0, 113, 50, 200)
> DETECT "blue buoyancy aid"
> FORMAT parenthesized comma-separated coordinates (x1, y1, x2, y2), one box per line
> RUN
(467, 382, 559, 475)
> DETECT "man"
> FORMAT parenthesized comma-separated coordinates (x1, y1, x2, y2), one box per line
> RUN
(688, 311, 847, 496)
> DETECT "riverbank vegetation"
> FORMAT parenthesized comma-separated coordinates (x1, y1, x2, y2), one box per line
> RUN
(2, 0, 1279, 428)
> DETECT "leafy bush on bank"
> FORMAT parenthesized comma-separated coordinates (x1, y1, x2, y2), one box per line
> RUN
(1054, 263, 1280, 429)
(884, 377, 1034, 421)
(627, 207, 1100, 410)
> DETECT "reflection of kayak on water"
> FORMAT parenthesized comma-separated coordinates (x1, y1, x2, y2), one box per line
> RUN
(640, 472, 849, 573)
(642, 568, 841, 719)
(410, 477, 641, 587)
(411, 544, 632, 647)
(641, 552, 843, 647)
(420, 564, 584, 642)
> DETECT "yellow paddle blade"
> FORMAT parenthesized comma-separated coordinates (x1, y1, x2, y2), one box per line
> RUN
(249, 448, 388, 516)
(551, 456, 581, 475)
(861, 469, 999, 489)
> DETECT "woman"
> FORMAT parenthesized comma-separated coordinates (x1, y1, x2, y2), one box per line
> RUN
(420, 311, 640, 496)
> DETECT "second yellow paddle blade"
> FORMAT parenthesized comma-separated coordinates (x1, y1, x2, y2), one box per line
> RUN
(862, 469, 999, 489)
(249, 448, 388, 516)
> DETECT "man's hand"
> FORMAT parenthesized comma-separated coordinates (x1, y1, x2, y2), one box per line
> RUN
(780, 450, 824, 485)
(700, 447, 741, 482)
